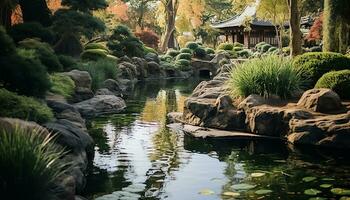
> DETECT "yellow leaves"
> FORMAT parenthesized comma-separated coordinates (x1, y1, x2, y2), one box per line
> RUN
(107, 0, 129, 21)
(176, 0, 205, 32)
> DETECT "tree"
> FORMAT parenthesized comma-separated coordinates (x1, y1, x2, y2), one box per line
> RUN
(18, 0, 52, 26)
(61, 0, 108, 12)
(123, 0, 157, 30)
(322, 0, 337, 52)
(306, 13, 323, 42)
(160, 0, 179, 52)
(287, 0, 302, 56)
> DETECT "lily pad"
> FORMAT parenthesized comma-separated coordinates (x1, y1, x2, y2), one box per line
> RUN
(320, 184, 332, 188)
(304, 189, 322, 196)
(251, 172, 266, 178)
(322, 178, 335, 181)
(331, 188, 350, 196)
(255, 189, 273, 195)
(222, 192, 240, 197)
(199, 189, 215, 196)
(303, 177, 317, 182)
(309, 197, 327, 200)
(231, 183, 256, 190)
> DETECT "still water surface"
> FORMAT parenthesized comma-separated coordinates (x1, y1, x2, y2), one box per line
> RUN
(84, 79, 350, 200)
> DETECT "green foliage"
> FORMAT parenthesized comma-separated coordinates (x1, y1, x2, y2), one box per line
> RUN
(0, 125, 67, 199)
(315, 70, 350, 99)
(180, 48, 192, 54)
(219, 58, 230, 67)
(78, 59, 118, 91)
(166, 49, 180, 57)
(233, 46, 243, 52)
(185, 42, 199, 51)
(237, 49, 252, 58)
(62, 0, 108, 12)
(0, 26, 16, 56)
(58, 55, 77, 71)
(205, 48, 215, 54)
(233, 42, 244, 47)
(160, 55, 173, 62)
(18, 39, 63, 73)
(175, 59, 191, 71)
(293, 52, 350, 86)
(49, 74, 76, 98)
(228, 55, 304, 99)
(176, 53, 192, 61)
(0, 89, 54, 123)
(260, 44, 273, 53)
(267, 47, 278, 53)
(81, 49, 108, 61)
(9, 22, 55, 44)
(193, 47, 207, 58)
(217, 43, 234, 51)
(84, 43, 109, 52)
(143, 46, 158, 54)
(107, 25, 144, 58)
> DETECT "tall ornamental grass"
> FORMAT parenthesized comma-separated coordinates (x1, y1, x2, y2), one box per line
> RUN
(0, 126, 68, 200)
(228, 55, 304, 99)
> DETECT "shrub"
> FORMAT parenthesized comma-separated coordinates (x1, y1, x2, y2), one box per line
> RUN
(134, 28, 160, 49)
(166, 49, 180, 57)
(237, 49, 252, 58)
(143, 46, 158, 54)
(185, 42, 199, 51)
(107, 25, 144, 58)
(233, 46, 243, 52)
(282, 47, 290, 55)
(49, 74, 75, 98)
(84, 43, 109, 52)
(58, 55, 77, 71)
(260, 44, 272, 53)
(293, 52, 350, 86)
(81, 49, 108, 61)
(219, 58, 230, 67)
(78, 59, 118, 91)
(217, 43, 234, 51)
(233, 42, 243, 47)
(0, 126, 67, 199)
(205, 48, 215, 54)
(18, 39, 63, 72)
(267, 47, 278, 53)
(9, 22, 55, 44)
(310, 46, 322, 52)
(0, 26, 16, 56)
(255, 42, 267, 50)
(160, 61, 174, 69)
(228, 55, 303, 99)
(180, 48, 192, 54)
(160, 55, 173, 62)
(193, 47, 207, 58)
(0, 89, 54, 123)
(315, 70, 350, 99)
(176, 53, 192, 61)
(175, 59, 191, 71)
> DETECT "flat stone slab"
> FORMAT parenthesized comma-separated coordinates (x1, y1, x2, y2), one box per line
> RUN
(167, 123, 282, 140)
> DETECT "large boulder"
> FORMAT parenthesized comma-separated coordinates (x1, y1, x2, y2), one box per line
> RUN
(74, 95, 126, 118)
(297, 88, 343, 113)
(147, 61, 165, 77)
(102, 79, 123, 95)
(64, 70, 94, 102)
(118, 62, 138, 81)
(132, 57, 148, 79)
(145, 52, 160, 63)
(0, 117, 49, 135)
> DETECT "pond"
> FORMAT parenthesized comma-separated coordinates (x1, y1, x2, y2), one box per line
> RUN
(84, 79, 350, 200)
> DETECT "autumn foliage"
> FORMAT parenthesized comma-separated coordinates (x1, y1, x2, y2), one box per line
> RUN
(134, 28, 160, 49)
(306, 13, 323, 42)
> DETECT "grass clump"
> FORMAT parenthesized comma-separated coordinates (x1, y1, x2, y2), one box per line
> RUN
(315, 70, 350, 99)
(0, 126, 68, 200)
(49, 73, 76, 98)
(228, 55, 304, 99)
(0, 89, 54, 123)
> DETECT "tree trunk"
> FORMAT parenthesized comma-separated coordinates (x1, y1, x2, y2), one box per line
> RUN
(0, 7, 12, 29)
(323, 0, 337, 52)
(18, 0, 52, 26)
(138, 1, 145, 30)
(288, 0, 302, 57)
(338, 18, 349, 54)
(161, 0, 178, 52)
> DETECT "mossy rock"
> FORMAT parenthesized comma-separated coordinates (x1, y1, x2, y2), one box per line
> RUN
(50, 73, 76, 98)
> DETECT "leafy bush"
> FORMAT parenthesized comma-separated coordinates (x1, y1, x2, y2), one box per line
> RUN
(180, 48, 192, 54)
(185, 42, 199, 51)
(49, 74, 75, 98)
(134, 28, 160, 49)
(176, 53, 192, 61)
(233, 42, 243, 47)
(193, 47, 207, 58)
(255, 42, 267, 50)
(233, 46, 243, 52)
(315, 70, 350, 99)
(143, 46, 158, 54)
(0, 89, 54, 123)
(107, 25, 144, 58)
(0, 26, 16, 56)
(58, 55, 77, 71)
(237, 49, 252, 58)
(0, 125, 67, 199)
(310, 46, 322, 52)
(78, 59, 118, 91)
(175, 59, 191, 71)
(282, 47, 290, 55)
(260, 44, 272, 53)
(18, 39, 63, 72)
(205, 48, 215, 54)
(166, 49, 180, 57)
(217, 43, 234, 51)
(293, 52, 350, 86)
(81, 49, 108, 61)
(160, 61, 174, 69)
(9, 22, 55, 44)
(84, 43, 109, 52)
(228, 55, 303, 99)
(267, 47, 278, 53)
(160, 55, 173, 62)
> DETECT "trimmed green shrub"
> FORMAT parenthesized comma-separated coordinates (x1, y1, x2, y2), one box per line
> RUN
(315, 70, 350, 99)
(233, 46, 243, 52)
(255, 42, 267, 49)
(175, 59, 191, 71)
(9, 22, 55, 44)
(205, 48, 215, 54)
(160, 61, 174, 69)
(58, 55, 77, 71)
(166, 49, 180, 57)
(185, 42, 199, 50)
(107, 25, 144, 58)
(180, 48, 192, 54)
(18, 39, 63, 73)
(260, 44, 272, 53)
(228, 55, 303, 99)
(176, 53, 192, 61)
(143, 46, 158, 54)
(217, 43, 234, 51)
(237, 49, 252, 58)
(160, 55, 173, 62)
(194, 47, 207, 58)
(49, 74, 75, 98)
(0, 89, 54, 123)
(293, 52, 350, 86)
(78, 58, 118, 91)
(84, 43, 109, 52)
(0, 125, 67, 199)
(233, 42, 243, 47)
(267, 47, 278, 53)
(81, 49, 108, 61)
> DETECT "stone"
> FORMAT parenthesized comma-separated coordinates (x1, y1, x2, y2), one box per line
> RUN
(167, 112, 183, 123)
(238, 95, 266, 110)
(95, 88, 115, 96)
(0, 117, 49, 135)
(297, 88, 343, 113)
(132, 57, 148, 79)
(74, 95, 126, 118)
(210, 51, 230, 66)
(215, 95, 234, 111)
(64, 70, 92, 89)
(102, 79, 123, 94)
(71, 87, 94, 103)
(147, 61, 163, 76)
(191, 59, 216, 77)
(287, 131, 325, 145)
(145, 52, 160, 63)
(55, 175, 76, 200)
(119, 62, 138, 81)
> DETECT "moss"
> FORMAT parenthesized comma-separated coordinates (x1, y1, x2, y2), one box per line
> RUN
(176, 53, 192, 61)
(315, 70, 350, 99)
(0, 89, 54, 123)
(81, 49, 108, 61)
(50, 74, 76, 98)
